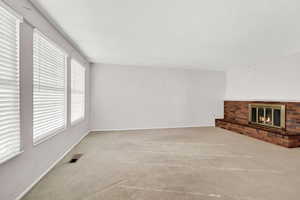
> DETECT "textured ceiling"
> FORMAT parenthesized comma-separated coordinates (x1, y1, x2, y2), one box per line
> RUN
(31, 0, 300, 70)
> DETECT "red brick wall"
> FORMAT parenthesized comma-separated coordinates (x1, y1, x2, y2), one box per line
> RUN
(216, 119, 300, 148)
(286, 102, 300, 134)
(224, 101, 250, 125)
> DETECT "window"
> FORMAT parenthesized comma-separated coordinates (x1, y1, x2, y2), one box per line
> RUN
(71, 60, 85, 123)
(0, 4, 22, 164)
(33, 30, 67, 144)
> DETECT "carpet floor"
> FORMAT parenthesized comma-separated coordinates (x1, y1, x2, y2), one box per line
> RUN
(23, 127, 300, 200)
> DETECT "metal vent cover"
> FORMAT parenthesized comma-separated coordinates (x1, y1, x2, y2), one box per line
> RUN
(69, 154, 83, 163)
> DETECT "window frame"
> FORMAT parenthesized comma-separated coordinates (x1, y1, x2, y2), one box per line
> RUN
(0, 2, 23, 165)
(70, 59, 86, 126)
(32, 29, 68, 146)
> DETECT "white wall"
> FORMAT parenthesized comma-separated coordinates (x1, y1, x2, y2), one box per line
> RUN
(90, 64, 225, 131)
(225, 53, 300, 101)
(0, 1, 90, 200)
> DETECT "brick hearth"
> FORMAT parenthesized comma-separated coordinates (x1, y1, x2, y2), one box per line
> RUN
(216, 101, 300, 148)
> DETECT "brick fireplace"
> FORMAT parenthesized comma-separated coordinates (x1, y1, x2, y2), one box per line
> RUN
(215, 101, 300, 148)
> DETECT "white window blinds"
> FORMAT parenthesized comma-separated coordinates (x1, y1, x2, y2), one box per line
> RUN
(71, 60, 85, 123)
(0, 4, 22, 164)
(33, 30, 67, 144)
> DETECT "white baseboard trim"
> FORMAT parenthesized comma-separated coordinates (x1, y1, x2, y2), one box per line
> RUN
(90, 125, 214, 132)
(15, 130, 90, 200)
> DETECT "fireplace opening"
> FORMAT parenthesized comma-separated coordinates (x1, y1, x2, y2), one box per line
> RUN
(249, 104, 285, 129)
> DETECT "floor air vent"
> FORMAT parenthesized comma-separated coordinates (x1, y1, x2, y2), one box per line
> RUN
(69, 154, 83, 163)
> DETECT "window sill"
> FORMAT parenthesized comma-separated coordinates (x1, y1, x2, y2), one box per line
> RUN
(0, 150, 24, 165)
(71, 117, 85, 127)
(33, 126, 66, 146)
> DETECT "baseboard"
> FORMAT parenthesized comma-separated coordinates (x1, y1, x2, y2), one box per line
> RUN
(15, 130, 90, 200)
(90, 125, 214, 132)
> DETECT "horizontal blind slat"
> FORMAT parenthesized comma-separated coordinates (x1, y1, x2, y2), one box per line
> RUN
(71, 60, 85, 123)
(33, 30, 67, 143)
(0, 4, 21, 163)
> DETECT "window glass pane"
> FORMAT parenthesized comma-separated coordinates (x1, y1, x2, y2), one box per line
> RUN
(274, 109, 281, 127)
(258, 108, 264, 124)
(251, 107, 257, 123)
(265, 108, 272, 125)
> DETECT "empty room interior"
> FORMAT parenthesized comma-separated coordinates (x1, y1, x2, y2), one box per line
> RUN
(2, 0, 300, 200)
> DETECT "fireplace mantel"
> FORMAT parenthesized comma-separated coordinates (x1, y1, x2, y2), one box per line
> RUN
(215, 101, 300, 148)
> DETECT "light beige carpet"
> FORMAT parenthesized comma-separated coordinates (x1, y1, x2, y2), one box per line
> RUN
(23, 127, 300, 200)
